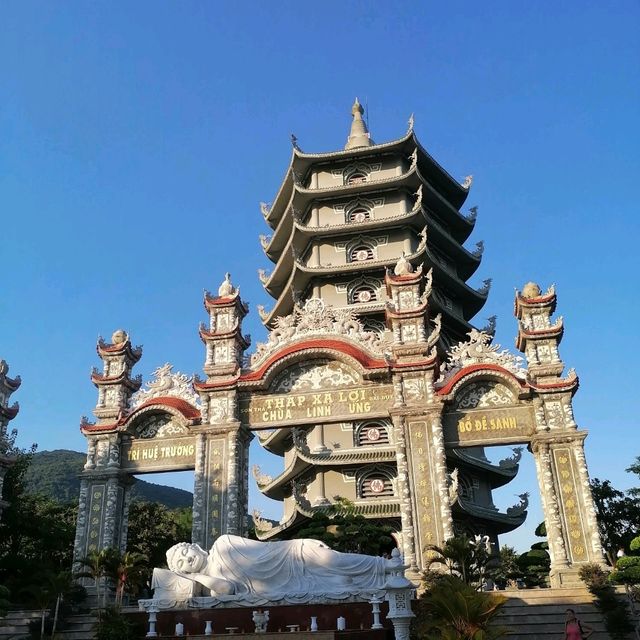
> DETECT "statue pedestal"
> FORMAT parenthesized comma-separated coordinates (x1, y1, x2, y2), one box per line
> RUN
(136, 600, 394, 637)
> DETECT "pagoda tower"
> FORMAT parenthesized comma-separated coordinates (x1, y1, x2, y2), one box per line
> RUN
(0, 360, 21, 516)
(258, 98, 490, 349)
(253, 101, 524, 545)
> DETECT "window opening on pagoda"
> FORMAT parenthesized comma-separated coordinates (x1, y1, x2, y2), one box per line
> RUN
(355, 420, 391, 447)
(347, 239, 376, 263)
(349, 283, 377, 304)
(343, 163, 371, 185)
(346, 205, 371, 224)
(357, 466, 395, 499)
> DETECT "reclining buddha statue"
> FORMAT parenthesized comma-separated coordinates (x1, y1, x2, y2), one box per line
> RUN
(152, 534, 393, 603)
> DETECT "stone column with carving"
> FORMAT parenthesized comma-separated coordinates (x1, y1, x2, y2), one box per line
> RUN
(73, 330, 142, 569)
(385, 259, 447, 574)
(194, 274, 253, 548)
(516, 283, 605, 586)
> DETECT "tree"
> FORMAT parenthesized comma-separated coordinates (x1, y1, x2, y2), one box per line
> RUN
(626, 457, 640, 499)
(75, 547, 121, 608)
(424, 535, 493, 589)
(289, 498, 395, 556)
(126, 502, 191, 570)
(114, 551, 148, 605)
(516, 522, 550, 588)
(0, 584, 9, 617)
(591, 477, 640, 565)
(490, 545, 523, 589)
(0, 450, 77, 605)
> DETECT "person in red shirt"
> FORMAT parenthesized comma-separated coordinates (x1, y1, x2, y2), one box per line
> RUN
(564, 608, 593, 639)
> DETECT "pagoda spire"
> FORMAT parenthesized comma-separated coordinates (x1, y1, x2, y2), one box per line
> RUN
(344, 97, 373, 150)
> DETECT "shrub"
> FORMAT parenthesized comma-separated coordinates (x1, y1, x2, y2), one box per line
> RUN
(579, 563, 634, 639)
(630, 536, 640, 553)
(412, 574, 507, 639)
(95, 606, 146, 640)
(611, 556, 640, 585)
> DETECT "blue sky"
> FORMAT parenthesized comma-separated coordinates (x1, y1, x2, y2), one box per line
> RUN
(1, 1, 638, 551)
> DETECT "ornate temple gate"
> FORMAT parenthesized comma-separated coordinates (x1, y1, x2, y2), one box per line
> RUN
(73, 273, 604, 588)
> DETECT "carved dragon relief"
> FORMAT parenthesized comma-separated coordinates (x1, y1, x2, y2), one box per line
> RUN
(249, 299, 387, 368)
(498, 447, 523, 469)
(506, 492, 530, 518)
(453, 381, 516, 410)
(252, 464, 273, 488)
(441, 329, 525, 380)
(252, 508, 274, 532)
(128, 363, 200, 409)
(271, 360, 359, 393)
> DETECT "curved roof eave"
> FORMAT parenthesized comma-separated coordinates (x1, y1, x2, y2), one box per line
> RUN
(425, 247, 488, 314)
(454, 499, 527, 533)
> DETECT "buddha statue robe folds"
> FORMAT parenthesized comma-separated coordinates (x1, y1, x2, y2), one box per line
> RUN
(153, 534, 391, 602)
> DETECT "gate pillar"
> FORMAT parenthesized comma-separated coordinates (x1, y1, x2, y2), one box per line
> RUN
(73, 331, 142, 568)
(193, 274, 253, 548)
(516, 283, 605, 587)
(385, 261, 451, 571)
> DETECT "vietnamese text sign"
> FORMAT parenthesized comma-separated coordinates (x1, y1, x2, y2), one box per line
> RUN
(121, 436, 197, 471)
(239, 385, 394, 428)
(442, 405, 535, 448)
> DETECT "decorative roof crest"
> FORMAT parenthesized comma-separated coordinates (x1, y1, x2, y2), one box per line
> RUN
(499, 447, 523, 469)
(259, 202, 271, 217)
(478, 278, 492, 296)
(249, 299, 387, 368)
(259, 234, 271, 250)
(393, 252, 414, 276)
(481, 315, 497, 336)
(462, 175, 473, 189)
(473, 240, 484, 258)
(252, 464, 273, 488)
(409, 148, 418, 170)
(466, 206, 478, 222)
(252, 509, 274, 533)
(129, 363, 200, 409)
(257, 269, 270, 285)
(506, 492, 529, 517)
(218, 273, 236, 297)
(407, 113, 415, 133)
(414, 184, 423, 209)
(441, 329, 525, 379)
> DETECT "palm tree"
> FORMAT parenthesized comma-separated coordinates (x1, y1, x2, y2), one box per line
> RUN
(425, 535, 493, 588)
(49, 570, 73, 638)
(75, 548, 120, 608)
(414, 574, 507, 640)
(0, 584, 10, 618)
(114, 552, 148, 606)
(425, 536, 476, 583)
(21, 577, 54, 639)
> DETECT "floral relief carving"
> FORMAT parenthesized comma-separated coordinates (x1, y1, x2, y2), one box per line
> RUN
(404, 377, 426, 402)
(208, 397, 229, 423)
(453, 381, 516, 410)
(136, 413, 188, 439)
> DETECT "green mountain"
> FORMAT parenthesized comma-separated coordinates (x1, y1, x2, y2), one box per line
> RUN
(24, 449, 193, 509)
